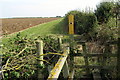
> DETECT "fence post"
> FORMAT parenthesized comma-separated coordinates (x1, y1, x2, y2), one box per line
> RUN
(68, 35, 75, 80)
(62, 61, 69, 78)
(82, 42, 90, 75)
(36, 40, 44, 79)
(102, 44, 111, 66)
(58, 37, 62, 50)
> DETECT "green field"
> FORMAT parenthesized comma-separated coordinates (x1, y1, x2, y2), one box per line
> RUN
(2, 18, 67, 43)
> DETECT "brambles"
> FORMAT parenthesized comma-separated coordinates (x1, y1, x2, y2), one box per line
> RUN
(1, 33, 62, 79)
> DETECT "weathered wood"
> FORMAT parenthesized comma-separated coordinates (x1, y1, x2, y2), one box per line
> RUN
(75, 65, 116, 69)
(68, 54, 74, 80)
(82, 43, 90, 74)
(36, 40, 44, 79)
(36, 40, 44, 65)
(59, 37, 70, 78)
(73, 53, 117, 57)
(102, 44, 111, 67)
(58, 37, 62, 50)
(47, 47, 69, 80)
(62, 61, 69, 78)
(68, 35, 75, 80)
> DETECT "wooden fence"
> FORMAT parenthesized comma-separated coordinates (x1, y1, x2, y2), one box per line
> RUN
(36, 37, 120, 80)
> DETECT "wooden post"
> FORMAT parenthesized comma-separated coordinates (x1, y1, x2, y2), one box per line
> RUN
(36, 40, 44, 79)
(69, 49, 75, 80)
(58, 37, 62, 50)
(62, 61, 69, 78)
(82, 43, 90, 75)
(102, 44, 110, 66)
(36, 40, 44, 65)
(117, 38, 120, 80)
(68, 35, 75, 80)
(68, 14, 75, 79)
(68, 14, 74, 34)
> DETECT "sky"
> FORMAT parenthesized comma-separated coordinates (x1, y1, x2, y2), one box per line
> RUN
(0, 0, 117, 18)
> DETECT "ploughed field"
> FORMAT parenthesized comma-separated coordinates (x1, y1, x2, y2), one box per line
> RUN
(1, 18, 59, 35)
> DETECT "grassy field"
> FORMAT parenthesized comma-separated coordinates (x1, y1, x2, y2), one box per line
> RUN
(2, 18, 59, 35)
(1, 18, 67, 43)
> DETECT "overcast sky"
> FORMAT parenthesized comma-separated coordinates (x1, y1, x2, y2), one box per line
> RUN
(0, 0, 114, 18)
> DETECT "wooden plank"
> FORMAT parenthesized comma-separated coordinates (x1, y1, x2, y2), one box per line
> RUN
(73, 53, 117, 57)
(47, 47, 69, 80)
(75, 65, 116, 69)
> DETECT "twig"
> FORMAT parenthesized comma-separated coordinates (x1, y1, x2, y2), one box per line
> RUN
(0, 63, 26, 73)
(45, 42, 62, 53)
(14, 46, 28, 57)
(3, 46, 28, 69)
(39, 53, 65, 56)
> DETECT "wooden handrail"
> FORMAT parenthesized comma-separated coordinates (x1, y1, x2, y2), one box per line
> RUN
(47, 47, 69, 80)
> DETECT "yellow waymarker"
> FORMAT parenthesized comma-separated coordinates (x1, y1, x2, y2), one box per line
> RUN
(68, 14, 74, 34)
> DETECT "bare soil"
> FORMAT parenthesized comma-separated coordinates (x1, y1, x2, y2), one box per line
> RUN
(0, 18, 59, 36)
